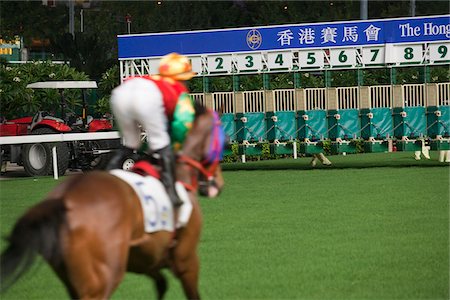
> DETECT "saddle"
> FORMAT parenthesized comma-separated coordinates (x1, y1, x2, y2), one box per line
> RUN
(131, 160, 161, 179)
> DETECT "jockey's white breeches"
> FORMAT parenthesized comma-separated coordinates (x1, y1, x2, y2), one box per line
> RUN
(110, 78, 170, 152)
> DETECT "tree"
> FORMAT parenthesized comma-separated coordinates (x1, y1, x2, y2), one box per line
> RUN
(0, 62, 89, 119)
(49, 32, 116, 81)
(1, 0, 449, 84)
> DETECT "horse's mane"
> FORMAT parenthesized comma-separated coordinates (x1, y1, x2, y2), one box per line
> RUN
(193, 101, 208, 118)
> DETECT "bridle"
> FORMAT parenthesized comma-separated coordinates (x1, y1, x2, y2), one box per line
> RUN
(177, 154, 220, 192)
(176, 110, 224, 193)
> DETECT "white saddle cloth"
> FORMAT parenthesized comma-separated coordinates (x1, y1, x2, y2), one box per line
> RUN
(109, 169, 193, 233)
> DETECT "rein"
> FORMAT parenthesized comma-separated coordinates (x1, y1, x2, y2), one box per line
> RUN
(177, 153, 219, 192)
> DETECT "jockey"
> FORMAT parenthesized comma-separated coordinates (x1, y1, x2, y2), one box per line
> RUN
(107, 53, 197, 208)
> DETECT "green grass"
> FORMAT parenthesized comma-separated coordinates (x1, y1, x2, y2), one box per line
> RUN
(0, 152, 449, 299)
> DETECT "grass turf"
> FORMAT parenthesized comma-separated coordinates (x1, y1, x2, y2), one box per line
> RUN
(0, 152, 449, 299)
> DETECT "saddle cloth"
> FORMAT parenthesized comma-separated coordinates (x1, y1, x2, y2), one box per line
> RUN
(109, 169, 193, 233)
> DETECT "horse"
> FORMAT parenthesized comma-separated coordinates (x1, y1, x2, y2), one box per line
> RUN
(0, 103, 225, 299)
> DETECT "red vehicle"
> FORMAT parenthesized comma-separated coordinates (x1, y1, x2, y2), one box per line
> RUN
(0, 81, 126, 176)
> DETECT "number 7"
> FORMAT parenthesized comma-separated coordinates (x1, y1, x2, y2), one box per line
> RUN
(370, 49, 379, 62)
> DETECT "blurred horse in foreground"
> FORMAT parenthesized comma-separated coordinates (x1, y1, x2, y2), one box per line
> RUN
(0, 104, 225, 299)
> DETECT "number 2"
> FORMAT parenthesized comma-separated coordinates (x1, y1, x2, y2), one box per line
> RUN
(215, 57, 224, 69)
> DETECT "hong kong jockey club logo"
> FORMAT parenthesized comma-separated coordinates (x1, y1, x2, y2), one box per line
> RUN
(246, 29, 262, 50)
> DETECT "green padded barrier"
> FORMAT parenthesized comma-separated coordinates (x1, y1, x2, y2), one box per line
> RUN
(360, 108, 393, 140)
(269, 143, 295, 155)
(266, 111, 296, 142)
(236, 112, 267, 143)
(327, 109, 361, 140)
(430, 139, 450, 151)
(364, 140, 389, 153)
(238, 143, 263, 156)
(396, 139, 422, 151)
(299, 141, 325, 154)
(220, 113, 237, 142)
(330, 140, 358, 154)
(427, 106, 450, 138)
(393, 107, 426, 139)
(297, 110, 328, 141)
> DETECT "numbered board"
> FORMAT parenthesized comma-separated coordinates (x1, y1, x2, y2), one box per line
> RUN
(148, 59, 160, 74)
(267, 52, 292, 70)
(207, 55, 232, 73)
(329, 48, 357, 67)
(236, 53, 263, 71)
(395, 44, 424, 64)
(429, 42, 450, 62)
(189, 57, 203, 75)
(362, 46, 385, 65)
(298, 50, 324, 69)
(171, 42, 448, 76)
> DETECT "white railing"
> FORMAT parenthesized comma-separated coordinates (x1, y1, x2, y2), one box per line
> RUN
(369, 85, 392, 108)
(0, 132, 121, 180)
(273, 89, 296, 111)
(337, 87, 359, 109)
(0, 131, 120, 145)
(212, 92, 235, 113)
(190, 93, 206, 107)
(304, 88, 327, 110)
(243, 91, 265, 113)
(402, 84, 425, 107)
(437, 82, 450, 106)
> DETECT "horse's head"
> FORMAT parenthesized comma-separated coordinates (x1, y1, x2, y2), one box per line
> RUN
(176, 103, 225, 198)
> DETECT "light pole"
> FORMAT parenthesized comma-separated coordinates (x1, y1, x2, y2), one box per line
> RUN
(360, 0, 368, 20)
(69, 0, 75, 38)
(80, 9, 84, 33)
(125, 14, 132, 34)
(410, 0, 416, 17)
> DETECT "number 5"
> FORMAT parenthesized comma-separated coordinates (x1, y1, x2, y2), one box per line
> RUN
(307, 53, 316, 65)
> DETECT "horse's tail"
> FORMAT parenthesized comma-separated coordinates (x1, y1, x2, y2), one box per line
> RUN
(0, 198, 66, 293)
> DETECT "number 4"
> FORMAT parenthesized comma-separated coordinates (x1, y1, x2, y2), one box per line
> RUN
(275, 54, 284, 66)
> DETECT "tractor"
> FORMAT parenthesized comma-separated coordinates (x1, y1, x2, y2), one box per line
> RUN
(0, 81, 136, 176)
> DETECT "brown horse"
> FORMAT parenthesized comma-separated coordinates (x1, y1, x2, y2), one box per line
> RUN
(0, 104, 225, 299)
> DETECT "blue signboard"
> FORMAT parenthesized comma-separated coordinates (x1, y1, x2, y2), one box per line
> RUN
(118, 15, 450, 59)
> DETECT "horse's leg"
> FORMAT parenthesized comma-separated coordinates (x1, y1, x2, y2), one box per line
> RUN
(61, 228, 130, 299)
(171, 204, 202, 300)
(150, 271, 168, 300)
(172, 247, 200, 300)
(51, 264, 80, 299)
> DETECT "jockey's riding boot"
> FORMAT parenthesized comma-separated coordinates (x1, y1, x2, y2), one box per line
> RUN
(156, 146, 183, 208)
(105, 146, 134, 170)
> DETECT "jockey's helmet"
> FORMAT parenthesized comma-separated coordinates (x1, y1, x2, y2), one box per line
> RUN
(158, 53, 197, 81)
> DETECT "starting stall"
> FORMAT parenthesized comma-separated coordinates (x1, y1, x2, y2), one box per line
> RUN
(428, 82, 450, 151)
(393, 84, 427, 151)
(212, 92, 236, 156)
(297, 88, 329, 154)
(327, 87, 360, 154)
(213, 92, 236, 141)
(236, 91, 267, 157)
(267, 89, 297, 155)
(360, 85, 393, 152)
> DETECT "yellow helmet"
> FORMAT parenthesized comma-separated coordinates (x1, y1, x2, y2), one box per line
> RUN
(158, 52, 197, 81)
